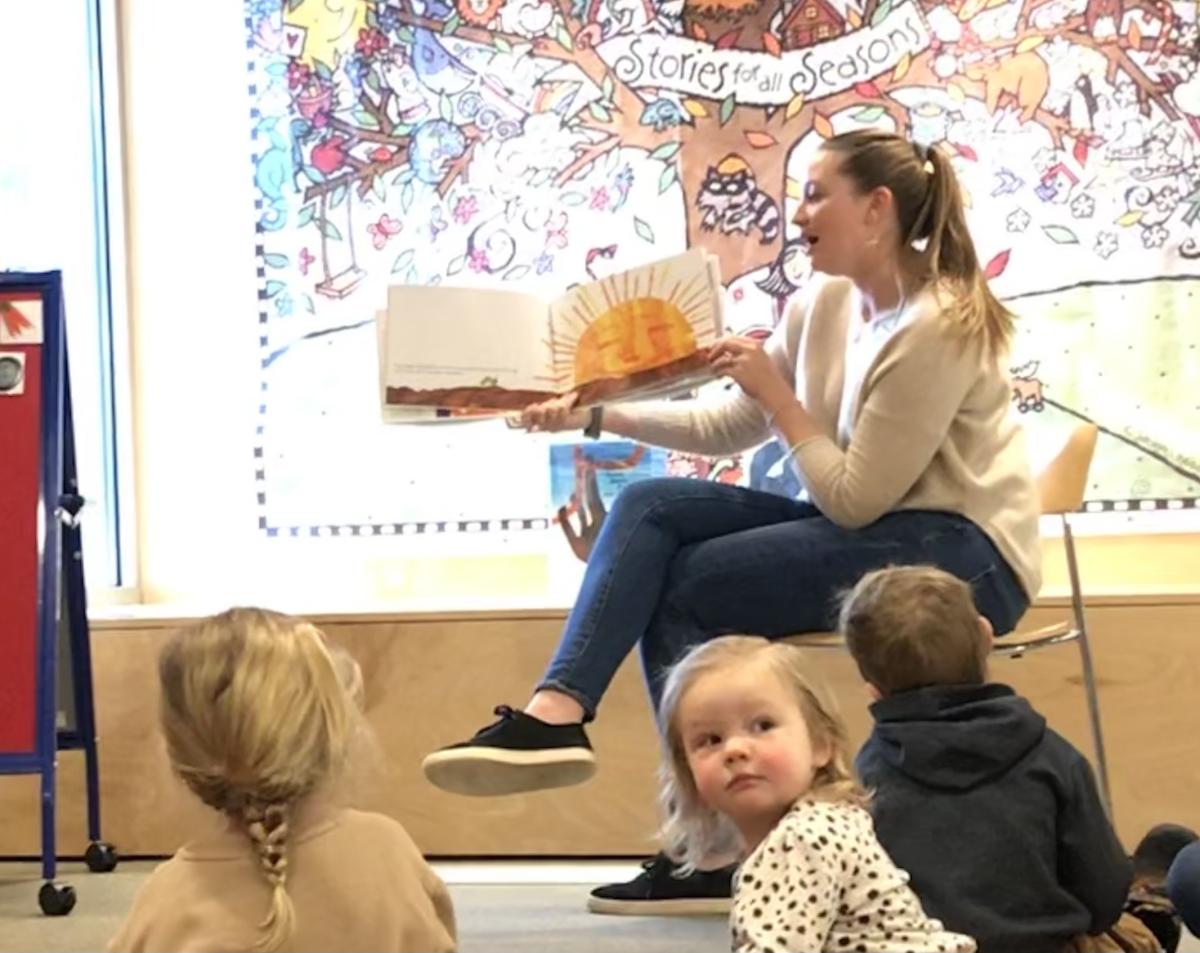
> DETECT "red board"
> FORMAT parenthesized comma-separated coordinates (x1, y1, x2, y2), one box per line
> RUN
(0, 291, 43, 755)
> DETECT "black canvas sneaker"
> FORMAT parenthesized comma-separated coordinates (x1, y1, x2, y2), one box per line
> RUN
(421, 705, 596, 796)
(587, 853, 735, 916)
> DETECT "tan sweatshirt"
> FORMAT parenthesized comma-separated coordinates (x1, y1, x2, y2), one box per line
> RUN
(108, 806, 456, 953)
(622, 275, 1042, 599)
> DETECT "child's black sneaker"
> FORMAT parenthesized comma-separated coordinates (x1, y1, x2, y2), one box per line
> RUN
(421, 705, 596, 796)
(587, 853, 735, 916)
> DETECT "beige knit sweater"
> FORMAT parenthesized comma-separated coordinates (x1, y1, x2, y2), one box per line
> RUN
(622, 275, 1042, 599)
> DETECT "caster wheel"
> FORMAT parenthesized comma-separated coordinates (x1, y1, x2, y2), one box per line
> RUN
(85, 841, 119, 873)
(38, 881, 76, 916)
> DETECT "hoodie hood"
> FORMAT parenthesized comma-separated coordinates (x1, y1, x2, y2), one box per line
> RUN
(867, 683, 1046, 791)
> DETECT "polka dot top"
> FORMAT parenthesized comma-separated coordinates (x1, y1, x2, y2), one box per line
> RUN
(731, 798, 976, 953)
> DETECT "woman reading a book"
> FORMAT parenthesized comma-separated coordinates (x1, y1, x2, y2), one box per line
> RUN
(422, 128, 1041, 873)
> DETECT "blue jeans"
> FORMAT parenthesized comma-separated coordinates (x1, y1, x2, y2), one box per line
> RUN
(538, 477, 1029, 718)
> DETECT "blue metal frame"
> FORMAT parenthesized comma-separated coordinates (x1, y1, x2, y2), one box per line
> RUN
(0, 270, 101, 881)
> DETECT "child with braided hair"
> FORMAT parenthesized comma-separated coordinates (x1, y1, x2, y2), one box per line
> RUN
(108, 607, 456, 953)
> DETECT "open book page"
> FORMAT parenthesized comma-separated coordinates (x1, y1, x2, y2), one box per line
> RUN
(376, 311, 501, 423)
(546, 248, 724, 407)
(381, 285, 557, 413)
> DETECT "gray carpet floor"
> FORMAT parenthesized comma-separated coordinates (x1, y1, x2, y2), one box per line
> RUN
(0, 860, 729, 953)
(2, 860, 1196, 953)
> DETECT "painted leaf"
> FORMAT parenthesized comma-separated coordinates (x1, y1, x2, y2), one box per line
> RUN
(318, 218, 342, 241)
(846, 7, 862, 28)
(1128, 20, 1142, 48)
(762, 32, 782, 58)
(353, 109, 379, 130)
(406, 268, 419, 285)
(589, 101, 610, 122)
(561, 191, 588, 206)
(392, 250, 415, 274)
(313, 60, 333, 83)
(1073, 137, 1089, 166)
(330, 184, 348, 209)
(715, 29, 741, 50)
(744, 130, 777, 149)
(892, 52, 911, 82)
(718, 93, 736, 126)
(813, 112, 834, 139)
(493, 36, 512, 53)
(947, 82, 966, 103)
(649, 142, 681, 162)
(288, 0, 305, 12)
(853, 106, 885, 122)
(871, 0, 893, 26)
(659, 163, 679, 194)
(401, 182, 415, 214)
(1041, 224, 1079, 244)
(297, 204, 316, 227)
(955, 142, 979, 161)
(303, 165, 326, 185)
(854, 81, 882, 98)
(634, 217, 656, 243)
(264, 280, 286, 299)
(556, 24, 574, 51)
(447, 255, 466, 276)
(397, 26, 414, 44)
(1115, 210, 1144, 227)
(504, 265, 531, 281)
(371, 175, 386, 201)
(690, 23, 708, 41)
(263, 253, 289, 269)
(602, 74, 615, 101)
(441, 13, 460, 35)
(1016, 36, 1045, 53)
(440, 93, 453, 123)
(683, 98, 709, 119)
(785, 93, 805, 120)
(983, 249, 1010, 279)
(786, 177, 804, 200)
(265, 62, 287, 78)
(302, 294, 315, 314)
(957, 0, 985, 20)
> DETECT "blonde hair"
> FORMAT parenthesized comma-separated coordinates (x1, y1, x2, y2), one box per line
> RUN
(839, 566, 988, 697)
(158, 607, 355, 950)
(822, 129, 1015, 359)
(657, 636, 865, 871)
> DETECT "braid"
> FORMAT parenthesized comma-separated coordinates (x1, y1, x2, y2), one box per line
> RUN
(244, 801, 296, 951)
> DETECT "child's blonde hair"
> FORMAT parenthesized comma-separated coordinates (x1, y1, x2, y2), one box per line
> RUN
(839, 565, 988, 696)
(656, 636, 865, 871)
(158, 607, 355, 951)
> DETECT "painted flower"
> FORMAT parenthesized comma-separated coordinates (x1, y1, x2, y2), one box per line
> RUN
(1141, 224, 1168, 249)
(1070, 193, 1095, 219)
(1154, 187, 1180, 216)
(732, 287, 745, 302)
(535, 253, 554, 275)
(298, 247, 316, 276)
(286, 60, 312, 91)
(468, 248, 490, 272)
(274, 292, 294, 317)
(1094, 231, 1118, 259)
(453, 195, 479, 224)
(1006, 208, 1031, 233)
(355, 27, 389, 58)
(590, 186, 610, 211)
(345, 54, 370, 90)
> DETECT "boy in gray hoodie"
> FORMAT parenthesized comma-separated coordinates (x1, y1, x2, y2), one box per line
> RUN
(841, 566, 1132, 953)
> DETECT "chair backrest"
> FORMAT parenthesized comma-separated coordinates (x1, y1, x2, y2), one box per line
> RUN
(1036, 423, 1098, 516)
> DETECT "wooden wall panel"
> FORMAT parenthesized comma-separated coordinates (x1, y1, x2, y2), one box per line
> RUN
(0, 601, 1195, 858)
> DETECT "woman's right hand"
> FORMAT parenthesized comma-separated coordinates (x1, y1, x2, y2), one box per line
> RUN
(520, 393, 589, 432)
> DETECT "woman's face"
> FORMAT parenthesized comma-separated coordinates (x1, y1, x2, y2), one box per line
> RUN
(791, 150, 878, 279)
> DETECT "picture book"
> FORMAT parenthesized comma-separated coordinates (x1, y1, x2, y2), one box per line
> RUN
(378, 248, 724, 418)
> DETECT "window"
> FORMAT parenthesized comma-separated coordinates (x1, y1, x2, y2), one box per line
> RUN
(0, 1, 131, 593)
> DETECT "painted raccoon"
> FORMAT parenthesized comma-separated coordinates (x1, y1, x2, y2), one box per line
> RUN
(695, 154, 781, 244)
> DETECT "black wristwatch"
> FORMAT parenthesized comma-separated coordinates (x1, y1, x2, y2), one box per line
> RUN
(583, 405, 603, 439)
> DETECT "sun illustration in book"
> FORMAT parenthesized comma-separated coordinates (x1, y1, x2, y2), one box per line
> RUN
(551, 263, 719, 404)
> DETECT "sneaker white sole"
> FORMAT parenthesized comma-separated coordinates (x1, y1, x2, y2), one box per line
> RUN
(586, 895, 732, 916)
(422, 745, 597, 796)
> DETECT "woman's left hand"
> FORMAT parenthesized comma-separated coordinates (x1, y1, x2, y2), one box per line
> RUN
(708, 336, 792, 410)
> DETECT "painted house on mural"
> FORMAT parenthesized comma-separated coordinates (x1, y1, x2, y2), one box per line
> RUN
(779, 0, 847, 48)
